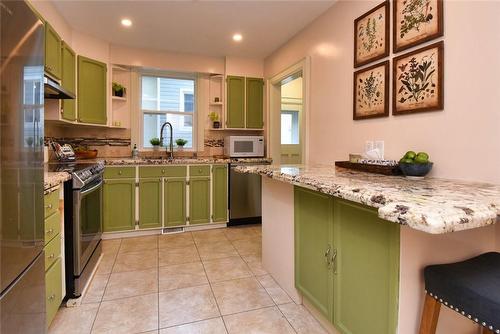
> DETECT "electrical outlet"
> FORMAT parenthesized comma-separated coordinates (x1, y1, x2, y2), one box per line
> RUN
(365, 141, 374, 154)
(374, 140, 385, 160)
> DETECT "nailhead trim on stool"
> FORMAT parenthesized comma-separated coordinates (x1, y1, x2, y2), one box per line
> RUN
(426, 290, 500, 333)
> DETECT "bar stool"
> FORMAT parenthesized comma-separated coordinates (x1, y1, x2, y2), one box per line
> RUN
(419, 252, 500, 334)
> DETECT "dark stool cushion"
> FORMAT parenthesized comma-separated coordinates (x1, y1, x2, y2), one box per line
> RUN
(424, 252, 500, 332)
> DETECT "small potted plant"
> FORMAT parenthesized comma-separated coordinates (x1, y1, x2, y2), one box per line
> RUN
(150, 137, 161, 151)
(175, 138, 188, 151)
(208, 112, 221, 129)
(112, 82, 126, 97)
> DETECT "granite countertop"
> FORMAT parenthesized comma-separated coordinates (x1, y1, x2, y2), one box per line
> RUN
(102, 157, 273, 166)
(44, 171, 72, 192)
(234, 164, 500, 234)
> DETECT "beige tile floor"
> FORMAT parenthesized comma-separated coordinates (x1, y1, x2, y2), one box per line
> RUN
(49, 225, 327, 334)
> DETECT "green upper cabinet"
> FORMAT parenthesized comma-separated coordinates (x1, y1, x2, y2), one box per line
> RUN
(294, 187, 334, 322)
(44, 22, 62, 80)
(139, 178, 162, 229)
(246, 78, 264, 129)
(61, 42, 76, 121)
(78, 55, 107, 125)
(164, 178, 186, 227)
(333, 199, 400, 334)
(226, 76, 245, 128)
(212, 165, 228, 222)
(103, 179, 135, 232)
(189, 177, 210, 225)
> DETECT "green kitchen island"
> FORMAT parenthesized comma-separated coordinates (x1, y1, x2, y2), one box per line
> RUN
(234, 164, 500, 334)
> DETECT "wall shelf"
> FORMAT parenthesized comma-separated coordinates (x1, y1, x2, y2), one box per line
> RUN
(112, 96, 127, 101)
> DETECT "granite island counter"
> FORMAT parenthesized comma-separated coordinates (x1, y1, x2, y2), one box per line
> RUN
(234, 163, 500, 334)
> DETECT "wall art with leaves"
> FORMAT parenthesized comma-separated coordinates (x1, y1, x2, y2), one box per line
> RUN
(354, 1, 390, 68)
(353, 60, 389, 120)
(393, 41, 443, 115)
(393, 0, 443, 52)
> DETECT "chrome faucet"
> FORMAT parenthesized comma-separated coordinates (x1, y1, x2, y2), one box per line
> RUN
(159, 121, 174, 160)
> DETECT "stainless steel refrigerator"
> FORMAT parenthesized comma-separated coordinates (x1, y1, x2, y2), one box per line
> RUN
(0, 1, 46, 333)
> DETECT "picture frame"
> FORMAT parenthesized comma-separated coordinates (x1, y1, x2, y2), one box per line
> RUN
(393, 41, 443, 115)
(393, 0, 444, 53)
(354, 1, 390, 68)
(353, 60, 389, 120)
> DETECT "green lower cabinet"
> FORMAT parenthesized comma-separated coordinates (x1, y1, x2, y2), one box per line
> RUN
(189, 177, 210, 224)
(333, 199, 400, 334)
(294, 187, 334, 322)
(164, 178, 186, 227)
(103, 179, 135, 232)
(294, 187, 400, 334)
(139, 178, 162, 229)
(212, 165, 228, 222)
(45, 257, 62, 328)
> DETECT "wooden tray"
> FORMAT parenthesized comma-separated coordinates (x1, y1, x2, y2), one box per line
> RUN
(335, 161, 402, 176)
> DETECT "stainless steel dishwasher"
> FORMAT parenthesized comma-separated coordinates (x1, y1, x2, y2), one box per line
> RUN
(229, 161, 270, 226)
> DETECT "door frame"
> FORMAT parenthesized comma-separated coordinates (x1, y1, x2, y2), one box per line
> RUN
(267, 57, 310, 164)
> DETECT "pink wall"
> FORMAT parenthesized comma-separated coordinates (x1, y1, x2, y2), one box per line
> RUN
(265, 1, 500, 332)
(264, 0, 500, 184)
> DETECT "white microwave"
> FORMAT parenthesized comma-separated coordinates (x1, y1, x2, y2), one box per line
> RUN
(224, 136, 264, 157)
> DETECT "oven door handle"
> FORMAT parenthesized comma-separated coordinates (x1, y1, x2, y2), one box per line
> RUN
(80, 180, 103, 196)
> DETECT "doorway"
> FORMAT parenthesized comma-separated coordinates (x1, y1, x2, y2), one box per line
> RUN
(268, 58, 309, 164)
(280, 73, 302, 164)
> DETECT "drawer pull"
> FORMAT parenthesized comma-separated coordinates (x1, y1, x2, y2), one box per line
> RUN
(118, 171, 123, 175)
(48, 294, 56, 301)
(198, 168, 202, 173)
(162, 169, 165, 173)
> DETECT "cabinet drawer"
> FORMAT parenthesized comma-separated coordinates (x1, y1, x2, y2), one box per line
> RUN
(189, 165, 210, 177)
(44, 235, 61, 271)
(45, 258, 62, 328)
(44, 212, 61, 245)
(44, 188, 59, 219)
(139, 166, 186, 178)
(104, 167, 135, 179)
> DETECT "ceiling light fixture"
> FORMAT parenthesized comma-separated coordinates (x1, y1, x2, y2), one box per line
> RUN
(121, 18, 132, 27)
(232, 33, 243, 42)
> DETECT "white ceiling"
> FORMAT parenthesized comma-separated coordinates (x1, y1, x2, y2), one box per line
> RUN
(52, 0, 335, 58)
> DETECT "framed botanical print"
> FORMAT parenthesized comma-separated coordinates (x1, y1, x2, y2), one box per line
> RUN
(393, 41, 443, 115)
(393, 0, 443, 53)
(353, 60, 389, 120)
(354, 1, 390, 68)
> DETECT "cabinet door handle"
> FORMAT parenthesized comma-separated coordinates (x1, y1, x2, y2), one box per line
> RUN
(48, 294, 56, 301)
(48, 253, 55, 259)
(331, 248, 338, 274)
(47, 228, 54, 234)
(324, 245, 331, 266)
(46, 204, 53, 209)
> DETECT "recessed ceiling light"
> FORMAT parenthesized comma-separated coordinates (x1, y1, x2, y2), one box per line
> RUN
(121, 18, 132, 27)
(232, 34, 243, 42)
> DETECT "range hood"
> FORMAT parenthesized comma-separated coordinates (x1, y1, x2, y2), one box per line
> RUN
(44, 75, 75, 99)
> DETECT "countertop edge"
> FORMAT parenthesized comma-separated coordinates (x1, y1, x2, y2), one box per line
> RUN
(234, 165, 500, 235)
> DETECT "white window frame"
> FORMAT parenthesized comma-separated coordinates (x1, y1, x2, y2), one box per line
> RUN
(139, 71, 197, 151)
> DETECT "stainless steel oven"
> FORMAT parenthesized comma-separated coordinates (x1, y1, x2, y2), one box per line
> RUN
(52, 161, 104, 299)
(73, 176, 102, 276)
